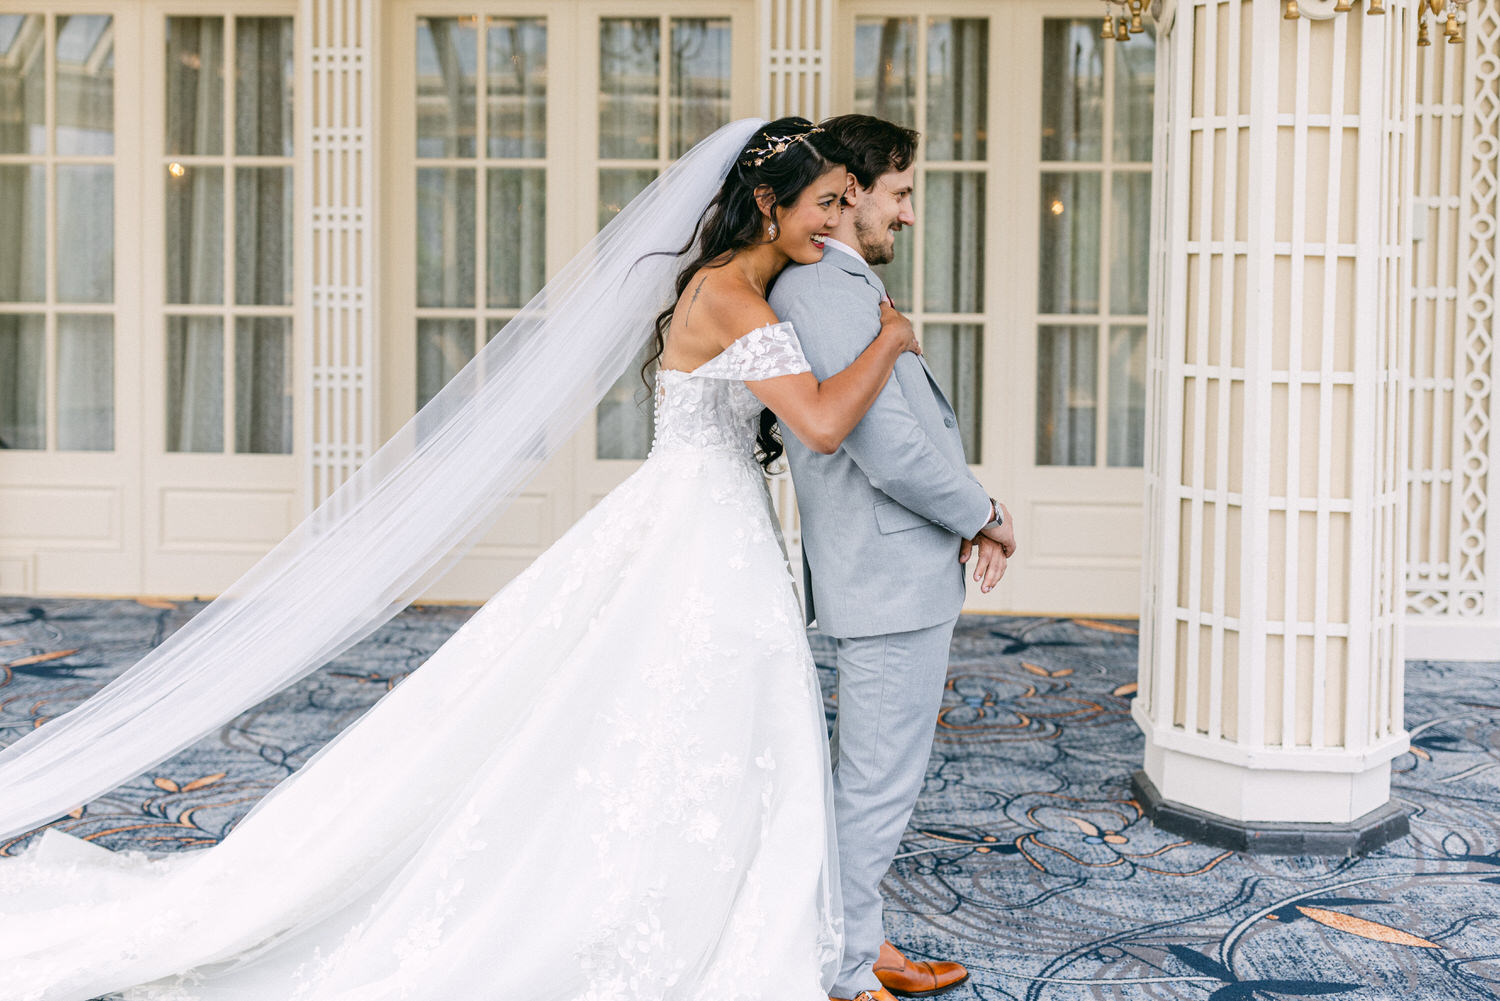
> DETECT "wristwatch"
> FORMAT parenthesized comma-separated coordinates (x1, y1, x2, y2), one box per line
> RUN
(984, 497, 1003, 529)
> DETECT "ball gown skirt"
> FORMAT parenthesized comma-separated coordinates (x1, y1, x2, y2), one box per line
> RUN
(0, 331, 843, 1000)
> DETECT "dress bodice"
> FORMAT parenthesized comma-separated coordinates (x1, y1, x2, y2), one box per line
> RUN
(649, 321, 811, 459)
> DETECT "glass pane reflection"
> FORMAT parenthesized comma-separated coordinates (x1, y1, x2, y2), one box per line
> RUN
(925, 323, 982, 459)
(416, 318, 475, 410)
(1107, 325, 1146, 467)
(57, 314, 113, 451)
(0, 165, 46, 302)
(0, 15, 44, 155)
(166, 315, 224, 452)
(1039, 172, 1101, 315)
(166, 165, 225, 305)
(924, 171, 985, 313)
(166, 17, 225, 157)
(56, 15, 114, 156)
(1040, 19, 1102, 163)
(1111, 172, 1151, 315)
(1036, 324, 1097, 466)
(57, 165, 114, 303)
(598, 168, 657, 230)
(235, 166, 293, 306)
(1113, 25, 1156, 163)
(235, 18, 294, 157)
(416, 17, 477, 159)
(235, 316, 292, 453)
(0, 314, 45, 449)
(853, 18, 916, 129)
(596, 341, 656, 460)
(487, 18, 546, 158)
(669, 18, 730, 157)
(600, 19, 660, 159)
(926, 19, 986, 162)
(488, 168, 546, 309)
(416, 167, 476, 308)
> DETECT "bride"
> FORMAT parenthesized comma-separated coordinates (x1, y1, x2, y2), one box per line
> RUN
(0, 118, 923, 1000)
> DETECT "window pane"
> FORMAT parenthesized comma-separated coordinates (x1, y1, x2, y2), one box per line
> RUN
(236, 166, 293, 306)
(1107, 325, 1146, 467)
(56, 15, 114, 156)
(924, 171, 985, 313)
(416, 318, 474, 409)
(600, 19, 660, 159)
(596, 341, 656, 460)
(853, 18, 916, 129)
(873, 228, 914, 311)
(57, 165, 113, 303)
(926, 18, 986, 162)
(1040, 19, 1103, 163)
(416, 17, 477, 159)
(924, 323, 982, 460)
(1036, 325, 1097, 466)
(167, 315, 224, 452)
(1039, 171, 1101, 314)
(57, 314, 113, 451)
(166, 165, 225, 305)
(0, 15, 45, 155)
(1113, 24, 1156, 163)
(669, 18, 730, 158)
(235, 17, 294, 157)
(1111, 172, 1151, 316)
(598, 167, 657, 230)
(0, 165, 45, 302)
(487, 18, 546, 159)
(167, 17, 225, 157)
(487, 168, 545, 309)
(0, 314, 45, 449)
(235, 316, 292, 453)
(416, 167, 476, 308)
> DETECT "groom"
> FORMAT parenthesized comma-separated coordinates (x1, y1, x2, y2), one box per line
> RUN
(771, 115, 1016, 1001)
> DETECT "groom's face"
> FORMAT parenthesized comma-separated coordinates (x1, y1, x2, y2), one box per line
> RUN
(851, 164, 916, 266)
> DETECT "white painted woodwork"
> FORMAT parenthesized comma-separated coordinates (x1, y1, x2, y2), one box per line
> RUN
(1136, 0, 1414, 823)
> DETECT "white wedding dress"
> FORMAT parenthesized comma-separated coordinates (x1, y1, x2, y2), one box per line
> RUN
(0, 321, 842, 1001)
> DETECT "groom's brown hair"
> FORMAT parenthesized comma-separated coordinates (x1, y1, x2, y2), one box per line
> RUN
(817, 114, 920, 190)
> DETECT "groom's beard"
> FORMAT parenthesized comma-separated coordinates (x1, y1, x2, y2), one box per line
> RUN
(853, 209, 897, 266)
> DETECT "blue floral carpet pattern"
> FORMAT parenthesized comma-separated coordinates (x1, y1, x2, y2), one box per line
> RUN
(2, 598, 1498, 1000)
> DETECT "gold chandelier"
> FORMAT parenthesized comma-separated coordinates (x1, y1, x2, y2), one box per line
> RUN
(1281, 0, 1473, 44)
(1099, 0, 1149, 42)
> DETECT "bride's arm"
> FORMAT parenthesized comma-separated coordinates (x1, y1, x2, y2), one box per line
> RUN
(745, 300, 919, 455)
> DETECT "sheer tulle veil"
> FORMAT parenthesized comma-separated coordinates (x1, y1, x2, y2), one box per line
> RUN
(0, 118, 767, 841)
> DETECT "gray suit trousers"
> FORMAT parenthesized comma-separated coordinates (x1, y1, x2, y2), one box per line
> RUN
(828, 615, 959, 997)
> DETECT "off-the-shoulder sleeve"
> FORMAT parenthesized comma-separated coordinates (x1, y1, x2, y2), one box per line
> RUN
(692, 321, 811, 382)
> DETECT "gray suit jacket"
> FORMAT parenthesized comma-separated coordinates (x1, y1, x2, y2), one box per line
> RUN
(769, 249, 991, 639)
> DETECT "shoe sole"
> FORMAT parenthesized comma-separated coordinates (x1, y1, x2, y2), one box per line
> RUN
(882, 972, 971, 998)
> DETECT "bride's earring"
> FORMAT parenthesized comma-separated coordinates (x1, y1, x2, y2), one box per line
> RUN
(767, 222, 778, 240)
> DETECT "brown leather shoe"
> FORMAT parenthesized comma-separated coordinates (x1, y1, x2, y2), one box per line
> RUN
(829, 991, 900, 1001)
(873, 940, 970, 997)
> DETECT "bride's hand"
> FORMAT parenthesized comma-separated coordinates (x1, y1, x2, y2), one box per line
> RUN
(879, 301, 921, 356)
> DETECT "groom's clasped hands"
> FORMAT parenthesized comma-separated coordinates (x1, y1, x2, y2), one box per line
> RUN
(960, 501, 1016, 595)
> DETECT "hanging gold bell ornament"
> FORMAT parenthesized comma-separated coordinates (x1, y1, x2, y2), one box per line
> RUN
(1098, 0, 1152, 42)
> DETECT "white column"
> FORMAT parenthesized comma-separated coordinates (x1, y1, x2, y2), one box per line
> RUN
(1404, 0, 1500, 659)
(1137, 0, 1413, 847)
(298, 0, 378, 509)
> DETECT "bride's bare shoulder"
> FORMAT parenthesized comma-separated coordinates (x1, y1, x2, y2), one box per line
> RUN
(663, 265, 779, 370)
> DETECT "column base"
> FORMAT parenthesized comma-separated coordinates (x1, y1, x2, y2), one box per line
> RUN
(1132, 770, 1408, 856)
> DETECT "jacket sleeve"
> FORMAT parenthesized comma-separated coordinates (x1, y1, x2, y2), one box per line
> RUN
(771, 268, 992, 538)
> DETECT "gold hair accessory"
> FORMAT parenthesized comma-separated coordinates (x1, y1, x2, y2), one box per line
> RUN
(739, 126, 824, 168)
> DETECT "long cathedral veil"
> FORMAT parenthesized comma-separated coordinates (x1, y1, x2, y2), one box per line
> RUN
(0, 118, 766, 842)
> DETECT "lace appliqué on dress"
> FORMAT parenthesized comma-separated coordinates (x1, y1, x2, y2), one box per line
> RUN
(691, 321, 810, 382)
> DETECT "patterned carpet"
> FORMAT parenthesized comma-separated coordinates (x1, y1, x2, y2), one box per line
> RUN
(2, 597, 1499, 1000)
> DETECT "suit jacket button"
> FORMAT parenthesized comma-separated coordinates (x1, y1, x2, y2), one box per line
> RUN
(944, 417, 956, 428)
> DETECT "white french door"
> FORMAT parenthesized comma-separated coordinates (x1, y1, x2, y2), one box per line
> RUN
(836, 0, 1156, 615)
(380, 0, 754, 600)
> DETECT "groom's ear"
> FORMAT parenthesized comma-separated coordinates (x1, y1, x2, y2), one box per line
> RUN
(841, 173, 862, 208)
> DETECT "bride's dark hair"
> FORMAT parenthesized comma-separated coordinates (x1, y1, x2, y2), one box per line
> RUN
(645, 117, 840, 471)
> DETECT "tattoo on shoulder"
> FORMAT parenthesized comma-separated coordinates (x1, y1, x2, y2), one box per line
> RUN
(684, 276, 708, 327)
